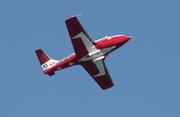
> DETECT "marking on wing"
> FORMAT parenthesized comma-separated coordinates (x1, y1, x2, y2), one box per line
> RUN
(72, 32, 97, 53)
(71, 21, 79, 30)
(93, 60, 106, 77)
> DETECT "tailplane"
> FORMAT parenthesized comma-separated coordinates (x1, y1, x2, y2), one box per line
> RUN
(35, 49, 59, 73)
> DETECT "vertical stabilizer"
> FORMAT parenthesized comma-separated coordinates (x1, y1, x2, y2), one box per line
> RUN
(35, 49, 50, 65)
(35, 49, 59, 71)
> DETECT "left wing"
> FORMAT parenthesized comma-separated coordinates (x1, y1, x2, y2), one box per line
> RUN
(65, 16, 97, 57)
(81, 60, 114, 90)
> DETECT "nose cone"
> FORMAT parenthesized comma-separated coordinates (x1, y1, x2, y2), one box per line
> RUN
(122, 35, 131, 43)
(126, 35, 132, 41)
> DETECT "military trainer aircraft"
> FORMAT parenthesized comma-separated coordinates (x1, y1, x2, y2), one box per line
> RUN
(35, 15, 131, 90)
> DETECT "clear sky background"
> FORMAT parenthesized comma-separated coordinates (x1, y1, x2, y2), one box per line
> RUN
(0, 0, 180, 117)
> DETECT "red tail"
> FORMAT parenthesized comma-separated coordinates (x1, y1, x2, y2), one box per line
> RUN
(35, 49, 50, 65)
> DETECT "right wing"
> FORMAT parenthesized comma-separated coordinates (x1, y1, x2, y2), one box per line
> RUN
(81, 60, 114, 90)
(65, 16, 97, 57)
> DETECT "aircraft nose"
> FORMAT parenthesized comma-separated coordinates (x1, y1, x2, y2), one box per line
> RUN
(126, 35, 132, 39)
(124, 35, 132, 42)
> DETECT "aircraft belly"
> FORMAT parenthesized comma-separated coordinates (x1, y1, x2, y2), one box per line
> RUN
(78, 46, 115, 62)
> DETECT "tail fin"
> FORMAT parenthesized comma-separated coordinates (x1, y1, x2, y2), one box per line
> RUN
(35, 49, 59, 71)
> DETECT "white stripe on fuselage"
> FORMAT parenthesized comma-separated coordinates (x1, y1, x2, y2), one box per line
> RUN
(78, 46, 116, 62)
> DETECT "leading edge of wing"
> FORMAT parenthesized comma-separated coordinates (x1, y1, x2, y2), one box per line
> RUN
(81, 60, 114, 90)
(65, 16, 91, 40)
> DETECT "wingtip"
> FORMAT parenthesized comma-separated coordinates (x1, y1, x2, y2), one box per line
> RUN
(66, 12, 84, 20)
(35, 48, 42, 52)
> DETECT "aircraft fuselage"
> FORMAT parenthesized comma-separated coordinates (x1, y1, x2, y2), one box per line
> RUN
(35, 15, 131, 89)
(44, 35, 131, 75)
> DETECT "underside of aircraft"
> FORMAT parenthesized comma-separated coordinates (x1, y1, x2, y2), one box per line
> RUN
(35, 15, 131, 90)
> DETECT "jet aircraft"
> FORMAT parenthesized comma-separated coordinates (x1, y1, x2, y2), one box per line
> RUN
(35, 15, 131, 90)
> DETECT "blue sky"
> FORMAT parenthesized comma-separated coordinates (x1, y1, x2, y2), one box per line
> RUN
(0, 0, 180, 117)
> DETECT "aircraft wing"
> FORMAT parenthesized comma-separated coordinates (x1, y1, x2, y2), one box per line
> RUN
(65, 16, 97, 57)
(81, 60, 114, 90)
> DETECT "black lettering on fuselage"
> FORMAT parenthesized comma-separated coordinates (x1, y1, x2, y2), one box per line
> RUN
(43, 64, 48, 68)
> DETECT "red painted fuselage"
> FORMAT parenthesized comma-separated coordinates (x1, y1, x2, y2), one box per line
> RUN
(44, 35, 131, 75)
(35, 15, 131, 90)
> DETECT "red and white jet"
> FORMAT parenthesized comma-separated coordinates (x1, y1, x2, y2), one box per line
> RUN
(35, 15, 131, 90)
